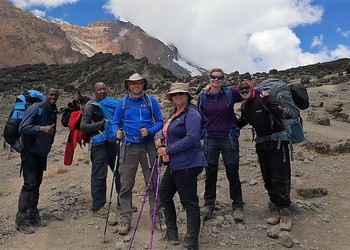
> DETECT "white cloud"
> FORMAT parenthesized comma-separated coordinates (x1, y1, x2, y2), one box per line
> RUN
(104, 0, 330, 73)
(30, 8, 46, 18)
(336, 27, 350, 38)
(311, 35, 323, 48)
(9, 0, 78, 9)
(331, 44, 350, 58)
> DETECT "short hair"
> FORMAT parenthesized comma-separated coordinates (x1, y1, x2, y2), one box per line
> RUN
(209, 68, 225, 76)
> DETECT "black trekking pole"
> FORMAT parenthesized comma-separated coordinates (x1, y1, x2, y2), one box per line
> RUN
(102, 138, 121, 243)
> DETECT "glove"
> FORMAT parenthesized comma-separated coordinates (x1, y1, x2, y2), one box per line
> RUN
(277, 106, 294, 119)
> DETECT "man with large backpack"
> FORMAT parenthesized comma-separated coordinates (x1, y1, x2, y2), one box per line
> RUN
(80, 82, 119, 217)
(237, 79, 296, 231)
(15, 87, 59, 234)
(112, 73, 164, 235)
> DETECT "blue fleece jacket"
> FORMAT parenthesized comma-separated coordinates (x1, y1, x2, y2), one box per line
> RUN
(112, 93, 163, 143)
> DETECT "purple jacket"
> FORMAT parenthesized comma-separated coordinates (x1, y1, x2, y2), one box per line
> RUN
(165, 104, 207, 171)
(200, 87, 242, 134)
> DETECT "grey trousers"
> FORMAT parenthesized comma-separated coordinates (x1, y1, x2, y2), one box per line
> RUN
(119, 141, 157, 223)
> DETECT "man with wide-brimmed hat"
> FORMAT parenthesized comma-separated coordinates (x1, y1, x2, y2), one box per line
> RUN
(112, 73, 164, 235)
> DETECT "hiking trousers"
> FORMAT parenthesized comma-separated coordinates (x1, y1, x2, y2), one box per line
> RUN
(256, 141, 291, 208)
(203, 135, 244, 210)
(16, 152, 46, 225)
(90, 142, 119, 211)
(159, 166, 203, 242)
(118, 142, 157, 223)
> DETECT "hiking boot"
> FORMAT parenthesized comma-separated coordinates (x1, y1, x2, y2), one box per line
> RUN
(30, 218, 48, 227)
(233, 208, 244, 223)
(17, 223, 35, 234)
(92, 207, 108, 218)
(117, 221, 131, 235)
(267, 202, 281, 225)
(200, 206, 214, 220)
(165, 231, 180, 245)
(279, 208, 292, 231)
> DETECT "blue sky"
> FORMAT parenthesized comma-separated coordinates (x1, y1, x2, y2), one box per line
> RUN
(9, 0, 350, 74)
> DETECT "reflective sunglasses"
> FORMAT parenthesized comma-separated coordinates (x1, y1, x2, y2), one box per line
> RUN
(129, 80, 144, 86)
(170, 92, 186, 97)
(210, 75, 224, 80)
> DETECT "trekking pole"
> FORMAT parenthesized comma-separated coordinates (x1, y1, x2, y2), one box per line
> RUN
(149, 155, 163, 250)
(102, 138, 121, 243)
(128, 158, 158, 250)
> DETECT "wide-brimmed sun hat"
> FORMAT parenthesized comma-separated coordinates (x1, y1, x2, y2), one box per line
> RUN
(124, 73, 148, 90)
(166, 82, 193, 101)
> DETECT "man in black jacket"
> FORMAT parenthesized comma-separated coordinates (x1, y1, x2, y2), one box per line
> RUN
(237, 79, 294, 231)
(15, 87, 59, 234)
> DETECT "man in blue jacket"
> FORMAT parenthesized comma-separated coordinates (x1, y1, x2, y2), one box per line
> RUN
(112, 73, 164, 235)
(15, 87, 59, 234)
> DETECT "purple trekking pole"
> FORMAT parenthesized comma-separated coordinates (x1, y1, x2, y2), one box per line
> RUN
(149, 155, 163, 249)
(128, 158, 158, 250)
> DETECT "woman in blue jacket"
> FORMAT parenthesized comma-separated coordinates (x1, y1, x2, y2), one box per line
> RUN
(157, 82, 207, 250)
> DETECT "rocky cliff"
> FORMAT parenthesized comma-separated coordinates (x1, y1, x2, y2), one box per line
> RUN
(57, 20, 193, 77)
(0, 0, 86, 68)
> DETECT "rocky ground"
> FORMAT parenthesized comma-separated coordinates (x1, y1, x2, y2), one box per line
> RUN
(0, 71, 350, 250)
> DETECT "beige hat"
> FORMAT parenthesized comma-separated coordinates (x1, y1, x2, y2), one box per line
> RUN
(166, 82, 193, 101)
(124, 73, 148, 90)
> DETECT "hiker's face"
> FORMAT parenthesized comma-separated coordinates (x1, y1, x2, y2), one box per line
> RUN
(94, 83, 107, 101)
(128, 80, 144, 95)
(209, 72, 224, 87)
(46, 89, 59, 105)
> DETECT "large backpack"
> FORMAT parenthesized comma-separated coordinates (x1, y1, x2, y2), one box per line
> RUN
(255, 78, 306, 144)
(89, 97, 119, 145)
(3, 90, 45, 149)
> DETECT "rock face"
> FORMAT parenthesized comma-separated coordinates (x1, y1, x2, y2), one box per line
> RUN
(57, 20, 192, 77)
(0, 0, 86, 67)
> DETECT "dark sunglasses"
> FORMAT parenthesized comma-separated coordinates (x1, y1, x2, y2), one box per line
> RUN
(129, 80, 144, 86)
(170, 92, 186, 97)
(210, 75, 224, 80)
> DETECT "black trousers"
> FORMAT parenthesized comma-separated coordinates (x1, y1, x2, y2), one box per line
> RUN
(256, 141, 291, 208)
(16, 152, 47, 225)
(90, 142, 120, 211)
(159, 166, 203, 236)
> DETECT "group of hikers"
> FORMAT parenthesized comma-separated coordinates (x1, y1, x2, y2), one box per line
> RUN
(13, 68, 296, 250)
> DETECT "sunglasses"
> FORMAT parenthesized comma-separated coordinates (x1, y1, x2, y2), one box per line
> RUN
(239, 86, 251, 94)
(210, 75, 224, 80)
(129, 80, 144, 86)
(170, 92, 186, 97)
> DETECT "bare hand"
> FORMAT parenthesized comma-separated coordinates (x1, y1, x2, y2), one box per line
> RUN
(157, 147, 167, 157)
(140, 127, 149, 137)
(116, 130, 124, 139)
(41, 124, 56, 136)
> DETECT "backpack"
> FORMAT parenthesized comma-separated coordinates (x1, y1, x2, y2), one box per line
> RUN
(255, 78, 306, 144)
(3, 90, 45, 150)
(89, 97, 119, 145)
(61, 89, 90, 127)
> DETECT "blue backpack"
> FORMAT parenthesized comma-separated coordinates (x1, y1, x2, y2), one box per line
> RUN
(3, 90, 45, 150)
(89, 97, 119, 145)
(256, 78, 305, 144)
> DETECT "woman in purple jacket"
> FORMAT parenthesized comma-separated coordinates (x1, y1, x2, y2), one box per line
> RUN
(157, 82, 207, 250)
